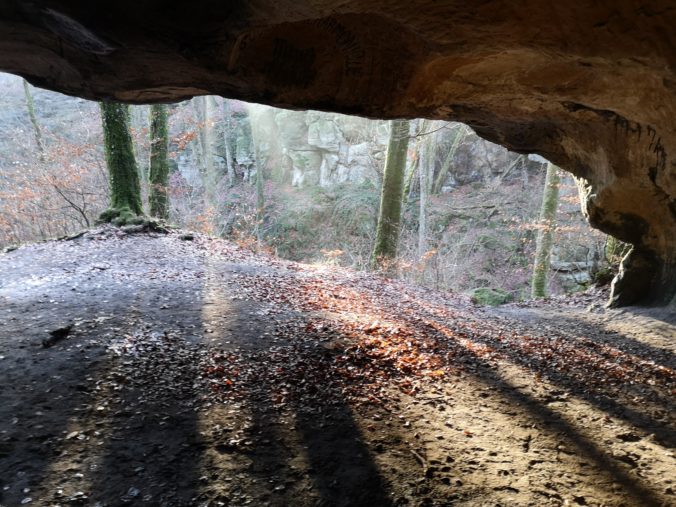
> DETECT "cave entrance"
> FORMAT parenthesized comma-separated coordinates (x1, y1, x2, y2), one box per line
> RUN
(0, 73, 616, 305)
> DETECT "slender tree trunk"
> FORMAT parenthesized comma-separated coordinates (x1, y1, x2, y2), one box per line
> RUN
(403, 157, 419, 202)
(22, 79, 45, 161)
(255, 160, 265, 244)
(417, 120, 434, 257)
(148, 104, 169, 219)
(191, 97, 206, 173)
(371, 119, 411, 270)
(249, 116, 265, 244)
(418, 162, 428, 258)
(129, 105, 149, 182)
(531, 162, 560, 298)
(99, 102, 143, 222)
(204, 96, 219, 200)
(402, 119, 422, 204)
(220, 98, 236, 186)
(432, 125, 466, 194)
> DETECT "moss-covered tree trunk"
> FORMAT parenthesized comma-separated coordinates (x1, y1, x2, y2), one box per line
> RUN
(148, 104, 169, 219)
(99, 101, 143, 223)
(371, 119, 411, 270)
(23, 79, 45, 161)
(531, 162, 560, 298)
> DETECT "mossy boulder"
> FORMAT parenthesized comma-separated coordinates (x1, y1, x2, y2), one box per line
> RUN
(469, 287, 513, 306)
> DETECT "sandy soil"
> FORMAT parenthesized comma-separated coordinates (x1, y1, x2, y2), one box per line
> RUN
(0, 228, 674, 507)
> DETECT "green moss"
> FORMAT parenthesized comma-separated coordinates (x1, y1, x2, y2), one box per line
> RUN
(111, 207, 137, 226)
(97, 208, 120, 223)
(97, 206, 141, 226)
(469, 287, 513, 306)
(149, 104, 170, 219)
(478, 234, 501, 250)
(99, 101, 143, 219)
(371, 119, 411, 269)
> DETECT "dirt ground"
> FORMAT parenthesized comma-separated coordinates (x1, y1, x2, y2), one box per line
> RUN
(0, 228, 674, 507)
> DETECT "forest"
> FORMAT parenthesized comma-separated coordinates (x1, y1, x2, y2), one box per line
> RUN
(0, 70, 674, 507)
(0, 73, 620, 303)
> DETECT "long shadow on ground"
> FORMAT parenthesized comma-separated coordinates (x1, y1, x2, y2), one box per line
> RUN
(465, 310, 676, 448)
(200, 266, 394, 507)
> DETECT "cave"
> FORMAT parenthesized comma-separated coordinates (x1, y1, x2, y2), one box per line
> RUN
(1, 0, 674, 306)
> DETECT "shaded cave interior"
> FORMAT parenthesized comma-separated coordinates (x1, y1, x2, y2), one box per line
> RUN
(1, 1, 674, 306)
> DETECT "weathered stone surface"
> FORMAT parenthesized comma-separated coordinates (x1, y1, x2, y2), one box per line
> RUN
(0, 1, 674, 305)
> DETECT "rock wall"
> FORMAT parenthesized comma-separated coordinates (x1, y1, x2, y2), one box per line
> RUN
(1, 1, 675, 305)
(250, 107, 525, 190)
(278, 110, 386, 187)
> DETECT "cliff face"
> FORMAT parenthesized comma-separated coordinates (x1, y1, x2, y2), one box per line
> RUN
(1, 1, 674, 305)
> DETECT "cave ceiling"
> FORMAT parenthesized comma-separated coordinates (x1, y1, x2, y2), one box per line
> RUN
(1, 1, 675, 305)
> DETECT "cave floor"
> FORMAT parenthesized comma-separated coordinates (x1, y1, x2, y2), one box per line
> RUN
(0, 228, 674, 507)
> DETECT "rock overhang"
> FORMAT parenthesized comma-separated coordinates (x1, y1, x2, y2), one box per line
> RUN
(1, 0, 674, 305)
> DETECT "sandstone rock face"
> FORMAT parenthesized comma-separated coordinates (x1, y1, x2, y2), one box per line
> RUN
(0, 1, 674, 305)
(269, 110, 386, 187)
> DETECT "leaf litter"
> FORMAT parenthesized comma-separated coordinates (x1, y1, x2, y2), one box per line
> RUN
(0, 226, 674, 506)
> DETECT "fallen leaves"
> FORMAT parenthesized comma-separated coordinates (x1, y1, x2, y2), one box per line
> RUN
(1, 229, 674, 507)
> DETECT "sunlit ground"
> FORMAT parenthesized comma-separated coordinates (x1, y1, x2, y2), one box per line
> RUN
(0, 229, 673, 506)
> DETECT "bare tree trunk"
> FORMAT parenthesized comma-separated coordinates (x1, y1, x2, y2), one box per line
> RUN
(219, 98, 236, 186)
(200, 97, 220, 207)
(417, 121, 433, 257)
(371, 119, 411, 270)
(531, 162, 560, 298)
(22, 79, 45, 161)
(432, 124, 467, 194)
(402, 119, 422, 204)
(204, 97, 217, 177)
(249, 116, 265, 245)
(129, 105, 150, 183)
(255, 159, 265, 244)
(190, 97, 206, 173)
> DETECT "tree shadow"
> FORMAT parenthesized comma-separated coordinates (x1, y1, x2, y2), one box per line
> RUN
(499, 307, 675, 370)
(453, 311, 676, 448)
(86, 272, 207, 505)
(243, 335, 394, 507)
(0, 235, 395, 507)
(357, 287, 668, 505)
(200, 264, 394, 507)
(0, 295, 105, 506)
(293, 396, 393, 507)
(0, 248, 163, 506)
(0, 235, 208, 506)
(323, 280, 673, 504)
(464, 357, 666, 507)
